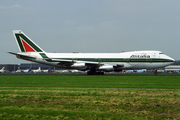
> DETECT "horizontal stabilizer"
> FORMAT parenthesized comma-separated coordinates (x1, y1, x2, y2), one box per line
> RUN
(8, 52, 36, 59)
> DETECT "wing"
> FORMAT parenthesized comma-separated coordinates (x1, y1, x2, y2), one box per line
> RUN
(44, 58, 103, 68)
(45, 58, 124, 72)
(44, 58, 76, 66)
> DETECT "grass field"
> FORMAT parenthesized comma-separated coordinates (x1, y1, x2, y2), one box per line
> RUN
(1, 73, 180, 89)
(0, 74, 180, 119)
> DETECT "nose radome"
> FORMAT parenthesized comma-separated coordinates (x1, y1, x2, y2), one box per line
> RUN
(167, 55, 175, 62)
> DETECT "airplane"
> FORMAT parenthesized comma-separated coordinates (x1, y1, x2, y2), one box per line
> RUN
(42, 67, 51, 73)
(0, 67, 6, 73)
(32, 67, 42, 73)
(15, 67, 23, 73)
(134, 69, 147, 73)
(60, 70, 70, 73)
(69, 69, 84, 73)
(124, 70, 133, 73)
(9, 30, 175, 75)
(22, 67, 31, 73)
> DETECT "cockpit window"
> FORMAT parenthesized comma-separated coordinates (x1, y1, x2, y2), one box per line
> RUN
(159, 53, 164, 54)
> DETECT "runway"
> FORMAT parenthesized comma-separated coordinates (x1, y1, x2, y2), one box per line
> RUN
(1, 73, 180, 76)
(1, 86, 180, 91)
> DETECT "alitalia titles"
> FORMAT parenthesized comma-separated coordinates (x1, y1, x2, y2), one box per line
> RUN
(130, 55, 150, 58)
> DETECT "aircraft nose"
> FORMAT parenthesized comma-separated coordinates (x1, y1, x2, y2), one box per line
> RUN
(167, 56, 175, 62)
(162, 53, 175, 63)
(171, 58, 175, 62)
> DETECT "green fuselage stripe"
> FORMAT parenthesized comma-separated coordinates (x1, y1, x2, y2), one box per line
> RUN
(39, 53, 174, 63)
(39, 53, 49, 58)
(48, 58, 174, 63)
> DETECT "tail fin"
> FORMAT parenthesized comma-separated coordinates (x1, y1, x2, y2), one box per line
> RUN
(38, 67, 41, 70)
(12, 30, 45, 52)
(28, 67, 32, 73)
(0, 67, 5, 70)
(48, 67, 51, 73)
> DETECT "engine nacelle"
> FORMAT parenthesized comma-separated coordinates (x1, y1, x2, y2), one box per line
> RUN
(113, 66, 122, 72)
(99, 65, 114, 72)
(71, 63, 86, 70)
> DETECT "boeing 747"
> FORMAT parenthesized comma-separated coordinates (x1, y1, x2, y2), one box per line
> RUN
(9, 30, 175, 75)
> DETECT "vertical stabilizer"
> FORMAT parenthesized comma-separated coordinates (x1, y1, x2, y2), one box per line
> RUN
(0, 67, 5, 70)
(28, 67, 32, 73)
(38, 67, 41, 70)
(12, 30, 45, 52)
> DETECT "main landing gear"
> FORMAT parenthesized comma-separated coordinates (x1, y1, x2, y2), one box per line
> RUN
(154, 69, 158, 75)
(87, 71, 104, 75)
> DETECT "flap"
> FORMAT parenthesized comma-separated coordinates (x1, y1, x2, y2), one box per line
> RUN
(44, 58, 75, 66)
(44, 58, 75, 63)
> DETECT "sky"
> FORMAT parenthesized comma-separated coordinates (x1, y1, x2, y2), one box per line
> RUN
(1, 0, 180, 64)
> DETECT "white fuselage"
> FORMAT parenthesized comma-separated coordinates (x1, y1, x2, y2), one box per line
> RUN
(17, 50, 174, 71)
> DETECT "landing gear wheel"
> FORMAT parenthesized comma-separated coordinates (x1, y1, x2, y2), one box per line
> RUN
(87, 72, 90, 75)
(96, 72, 100, 75)
(100, 72, 104, 75)
(87, 71, 104, 75)
(154, 70, 158, 75)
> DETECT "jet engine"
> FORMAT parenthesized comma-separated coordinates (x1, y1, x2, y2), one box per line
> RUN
(113, 66, 122, 72)
(98, 65, 114, 72)
(98, 65, 123, 72)
(71, 63, 86, 70)
(98, 64, 123, 72)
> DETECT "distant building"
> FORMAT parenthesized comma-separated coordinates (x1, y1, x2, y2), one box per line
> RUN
(171, 60, 180, 65)
(0, 64, 18, 71)
(19, 63, 65, 70)
(0, 63, 65, 72)
(164, 60, 180, 72)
